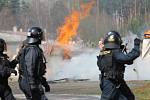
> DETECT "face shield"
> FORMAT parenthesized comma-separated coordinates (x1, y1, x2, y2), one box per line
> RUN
(40, 32, 45, 41)
(27, 27, 46, 44)
(3, 42, 7, 51)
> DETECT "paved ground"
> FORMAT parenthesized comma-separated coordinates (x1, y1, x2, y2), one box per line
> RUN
(9, 80, 150, 100)
(14, 94, 100, 100)
(9, 81, 100, 95)
(10, 81, 100, 100)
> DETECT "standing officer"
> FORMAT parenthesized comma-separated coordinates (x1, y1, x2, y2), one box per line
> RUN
(0, 38, 17, 100)
(97, 31, 141, 100)
(18, 27, 48, 100)
(14, 40, 50, 93)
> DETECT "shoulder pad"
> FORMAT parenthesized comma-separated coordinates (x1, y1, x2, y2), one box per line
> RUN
(99, 50, 111, 55)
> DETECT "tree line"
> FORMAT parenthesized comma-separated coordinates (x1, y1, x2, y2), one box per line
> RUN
(0, 0, 150, 43)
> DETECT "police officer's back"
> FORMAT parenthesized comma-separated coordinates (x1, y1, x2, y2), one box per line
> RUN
(97, 31, 141, 100)
(18, 27, 48, 100)
(0, 38, 17, 100)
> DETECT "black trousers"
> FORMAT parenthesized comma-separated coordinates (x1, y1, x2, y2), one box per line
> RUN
(19, 76, 48, 100)
(100, 78, 135, 100)
(0, 84, 15, 100)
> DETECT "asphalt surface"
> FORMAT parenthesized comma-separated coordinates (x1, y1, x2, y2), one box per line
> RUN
(14, 93, 100, 100)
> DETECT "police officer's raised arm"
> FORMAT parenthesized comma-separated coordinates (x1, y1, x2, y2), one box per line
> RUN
(113, 38, 141, 64)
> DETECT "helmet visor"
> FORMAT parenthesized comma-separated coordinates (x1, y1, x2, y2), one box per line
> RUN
(41, 33, 45, 41)
(4, 43, 7, 51)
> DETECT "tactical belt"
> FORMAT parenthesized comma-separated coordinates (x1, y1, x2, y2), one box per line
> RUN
(101, 72, 124, 80)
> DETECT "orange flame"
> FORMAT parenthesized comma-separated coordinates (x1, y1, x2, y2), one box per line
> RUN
(144, 30, 150, 35)
(56, 1, 95, 59)
(80, 1, 95, 19)
(144, 30, 150, 39)
(56, 11, 80, 45)
(56, 1, 95, 45)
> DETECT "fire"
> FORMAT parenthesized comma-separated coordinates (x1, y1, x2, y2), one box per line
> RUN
(144, 30, 150, 39)
(56, 11, 80, 45)
(56, 1, 95, 59)
(80, 1, 95, 19)
(56, 1, 95, 45)
(144, 30, 150, 34)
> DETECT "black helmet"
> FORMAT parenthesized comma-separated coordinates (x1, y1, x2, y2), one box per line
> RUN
(105, 31, 122, 42)
(26, 27, 44, 44)
(0, 38, 7, 52)
(104, 31, 122, 49)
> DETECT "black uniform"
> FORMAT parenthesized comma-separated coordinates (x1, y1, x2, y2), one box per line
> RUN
(97, 31, 140, 100)
(0, 53, 17, 100)
(14, 40, 50, 93)
(18, 44, 48, 100)
(18, 27, 49, 100)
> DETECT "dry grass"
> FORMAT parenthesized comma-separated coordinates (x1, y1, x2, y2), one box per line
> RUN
(132, 81, 150, 100)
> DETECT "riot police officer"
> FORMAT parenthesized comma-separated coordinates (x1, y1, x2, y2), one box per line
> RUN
(97, 31, 141, 100)
(0, 38, 17, 100)
(15, 40, 50, 93)
(18, 27, 48, 100)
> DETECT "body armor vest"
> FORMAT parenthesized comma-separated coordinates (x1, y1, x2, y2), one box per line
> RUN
(97, 50, 125, 80)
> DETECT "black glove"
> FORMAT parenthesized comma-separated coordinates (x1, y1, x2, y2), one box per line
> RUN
(45, 85, 50, 92)
(97, 56, 100, 60)
(134, 38, 141, 46)
(8, 69, 17, 76)
(120, 45, 125, 50)
(120, 45, 127, 54)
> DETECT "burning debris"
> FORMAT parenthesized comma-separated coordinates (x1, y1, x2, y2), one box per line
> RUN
(46, 1, 95, 60)
(56, 1, 95, 45)
(144, 30, 150, 39)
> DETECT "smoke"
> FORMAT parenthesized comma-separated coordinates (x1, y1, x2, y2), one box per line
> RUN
(123, 32, 150, 80)
(46, 48, 100, 81)
(45, 32, 150, 81)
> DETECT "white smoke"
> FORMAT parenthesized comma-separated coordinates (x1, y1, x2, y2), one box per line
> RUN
(123, 32, 150, 80)
(45, 32, 150, 81)
(46, 48, 100, 81)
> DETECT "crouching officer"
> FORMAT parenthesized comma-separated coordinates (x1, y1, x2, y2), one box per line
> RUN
(0, 38, 17, 100)
(18, 27, 48, 100)
(97, 31, 141, 100)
